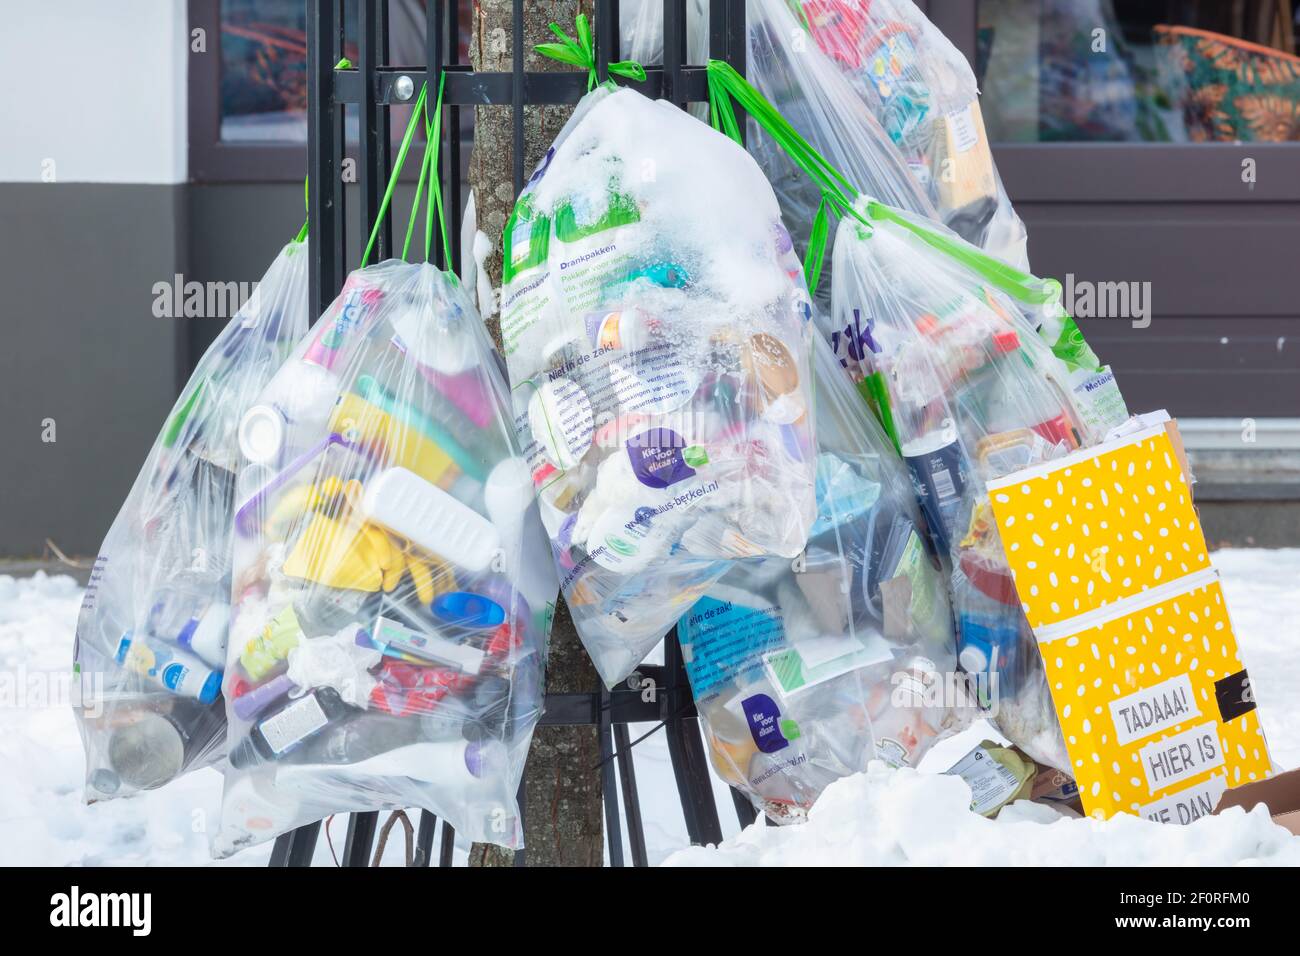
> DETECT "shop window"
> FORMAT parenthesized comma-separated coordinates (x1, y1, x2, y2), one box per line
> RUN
(977, 0, 1300, 142)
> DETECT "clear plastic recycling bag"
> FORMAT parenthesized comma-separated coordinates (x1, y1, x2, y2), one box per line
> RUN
(680, 333, 974, 821)
(783, 0, 1030, 270)
(73, 240, 310, 800)
(214, 260, 555, 856)
(746, 0, 934, 221)
(499, 84, 819, 688)
(828, 200, 1130, 769)
(619, 0, 932, 313)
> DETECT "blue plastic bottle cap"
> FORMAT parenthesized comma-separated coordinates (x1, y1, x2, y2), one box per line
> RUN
(199, 670, 223, 706)
(432, 591, 506, 629)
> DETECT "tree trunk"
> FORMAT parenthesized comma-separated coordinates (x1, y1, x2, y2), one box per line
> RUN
(466, 0, 603, 868)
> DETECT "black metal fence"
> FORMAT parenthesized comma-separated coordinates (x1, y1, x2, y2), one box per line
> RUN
(270, 0, 753, 867)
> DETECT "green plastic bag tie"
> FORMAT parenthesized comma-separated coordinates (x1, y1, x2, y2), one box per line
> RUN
(402, 71, 450, 264)
(703, 60, 1070, 311)
(361, 79, 430, 267)
(863, 200, 1060, 306)
(705, 59, 866, 295)
(536, 13, 646, 92)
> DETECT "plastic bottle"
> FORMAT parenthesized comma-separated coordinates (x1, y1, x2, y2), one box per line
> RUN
(898, 416, 967, 556)
(240, 361, 341, 465)
(358, 467, 501, 574)
(103, 712, 187, 792)
(229, 686, 354, 768)
(298, 714, 421, 765)
(239, 605, 302, 682)
(964, 329, 1075, 450)
(174, 603, 229, 669)
(230, 672, 296, 721)
(147, 583, 230, 669)
(115, 633, 223, 705)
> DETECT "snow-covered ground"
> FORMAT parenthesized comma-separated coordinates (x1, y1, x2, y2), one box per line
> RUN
(1, 548, 1298, 867)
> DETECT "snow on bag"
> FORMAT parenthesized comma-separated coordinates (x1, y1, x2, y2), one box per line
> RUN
(214, 259, 554, 856)
(73, 240, 310, 800)
(680, 333, 974, 821)
(500, 84, 819, 688)
(828, 200, 1130, 769)
(783, 0, 1029, 270)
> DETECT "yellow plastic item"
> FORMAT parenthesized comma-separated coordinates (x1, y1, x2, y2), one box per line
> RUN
(282, 507, 453, 607)
(330, 392, 458, 488)
(406, 553, 456, 606)
(283, 512, 392, 593)
(241, 606, 303, 681)
(264, 484, 314, 539)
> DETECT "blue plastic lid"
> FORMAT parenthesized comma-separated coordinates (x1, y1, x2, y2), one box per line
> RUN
(198, 670, 223, 706)
(114, 633, 133, 666)
(432, 591, 506, 629)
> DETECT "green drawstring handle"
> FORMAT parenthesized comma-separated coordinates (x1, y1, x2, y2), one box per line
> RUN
(706, 60, 866, 295)
(294, 174, 310, 244)
(864, 201, 1060, 306)
(402, 71, 450, 264)
(705, 59, 1061, 308)
(360, 78, 431, 267)
(536, 13, 646, 91)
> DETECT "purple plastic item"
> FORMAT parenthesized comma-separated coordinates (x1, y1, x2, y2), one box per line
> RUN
(232, 673, 296, 721)
(234, 432, 356, 537)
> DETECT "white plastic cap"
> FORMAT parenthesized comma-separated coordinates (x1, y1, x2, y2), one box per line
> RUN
(239, 405, 285, 464)
(959, 645, 990, 674)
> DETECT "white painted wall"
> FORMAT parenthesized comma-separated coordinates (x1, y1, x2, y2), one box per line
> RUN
(0, 0, 188, 183)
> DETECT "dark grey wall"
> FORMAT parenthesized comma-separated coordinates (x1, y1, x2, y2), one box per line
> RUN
(0, 181, 436, 559)
(1017, 199, 1300, 419)
(0, 184, 187, 559)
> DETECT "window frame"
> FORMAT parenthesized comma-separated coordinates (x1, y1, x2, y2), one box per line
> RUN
(188, 0, 310, 182)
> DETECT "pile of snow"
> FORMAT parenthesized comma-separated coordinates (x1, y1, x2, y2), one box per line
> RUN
(666, 547, 1300, 866)
(0, 573, 270, 866)
(664, 762, 1300, 866)
(0, 546, 1297, 866)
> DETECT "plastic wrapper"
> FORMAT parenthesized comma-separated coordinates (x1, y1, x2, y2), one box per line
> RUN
(680, 333, 974, 821)
(73, 241, 310, 800)
(784, 0, 1030, 269)
(214, 260, 555, 856)
(499, 84, 819, 688)
(828, 201, 1130, 770)
(744, 0, 938, 303)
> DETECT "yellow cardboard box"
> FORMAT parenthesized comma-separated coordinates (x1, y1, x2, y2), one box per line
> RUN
(987, 415, 1271, 822)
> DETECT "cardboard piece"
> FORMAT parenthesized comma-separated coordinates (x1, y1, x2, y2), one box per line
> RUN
(1214, 768, 1300, 836)
(987, 414, 1272, 822)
